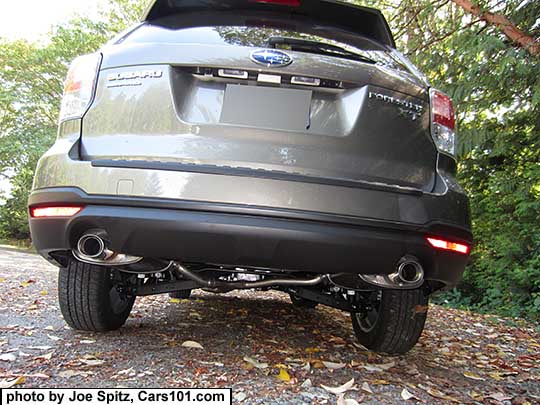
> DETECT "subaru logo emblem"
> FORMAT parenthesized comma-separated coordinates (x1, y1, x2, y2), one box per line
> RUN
(250, 49, 293, 67)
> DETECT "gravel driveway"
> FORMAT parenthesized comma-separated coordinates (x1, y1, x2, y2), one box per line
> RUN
(0, 247, 539, 404)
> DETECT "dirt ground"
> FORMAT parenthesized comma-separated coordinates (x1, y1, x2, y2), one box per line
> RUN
(0, 247, 539, 404)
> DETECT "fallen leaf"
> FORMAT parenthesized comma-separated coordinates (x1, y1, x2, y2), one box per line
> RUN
(35, 352, 53, 361)
(28, 346, 52, 351)
(233, 392, 247, 402)
(0, 353, 16, 362)
(352, 342, 369, 351)
(401, 388, 418, 401)
(117, 368, 135, 375)
(305, 347, 321, 354)
(47, 335, 61, 342)
(301, 379, 312, 389)
(276, 368, 290, 382)
(310, 359, 324, 369)
(79, 358, 105, 366)
(377, 361, 396, 370)
(243, 356, 269, 369)
(487, 392, 513, 402)
(40, 290, 48, 296)
(328, 336, 347, 345)
(463, 371, 485, 381)
(0, 376, 25, 388)
(29, 373, 49, 379)
(321, 378, 356, 395)
(420, 385, 459, 403)
(181, 340, 204, 350)
(58, 370, 92, 378)
(469, 391, 484, 401)
(169, 298, 181, 304)
(322, 361, 347, 370)
(361, 382, 373, 394)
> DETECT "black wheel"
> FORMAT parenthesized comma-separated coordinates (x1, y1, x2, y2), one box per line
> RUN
(351, 288, 428, 354)
(289, 293, 318, 309)
(58, 260, 135, 331)
(169, 290, 192, 299)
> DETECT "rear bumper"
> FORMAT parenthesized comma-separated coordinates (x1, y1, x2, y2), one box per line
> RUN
(29, 187, 471, 287)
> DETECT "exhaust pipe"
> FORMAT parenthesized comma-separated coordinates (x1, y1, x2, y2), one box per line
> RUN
(172, 262, 327, 291)
(73, 230, 142, 266)
(358, 256, 424, 289)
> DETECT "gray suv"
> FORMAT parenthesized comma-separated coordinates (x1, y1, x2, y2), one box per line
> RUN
(28, 0, 472, 354)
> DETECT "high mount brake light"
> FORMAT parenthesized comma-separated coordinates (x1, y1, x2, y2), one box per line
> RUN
(30, 206, 84, 218)
(249, 0, 301, 6)
(426, 237, 470, 255)
(59, 53, 101, 123)
(429, 89, 456, 156)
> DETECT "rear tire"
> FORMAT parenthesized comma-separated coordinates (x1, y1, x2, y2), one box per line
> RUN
(351, 288, 428, 354)
(289, 293, 318, 309)
(58, 260, 135, 331)
(169, 290, 192, 299)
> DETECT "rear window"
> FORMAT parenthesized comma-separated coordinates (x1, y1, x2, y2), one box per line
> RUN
(123, 22, 408, 72)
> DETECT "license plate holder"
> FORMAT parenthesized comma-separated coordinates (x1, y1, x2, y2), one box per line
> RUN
(220, 84, 312, 131)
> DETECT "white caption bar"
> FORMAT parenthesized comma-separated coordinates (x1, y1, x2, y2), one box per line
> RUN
(1, 389, 231, 405)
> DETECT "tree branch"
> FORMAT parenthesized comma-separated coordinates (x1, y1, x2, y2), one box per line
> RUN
(449, 0, 540, 56)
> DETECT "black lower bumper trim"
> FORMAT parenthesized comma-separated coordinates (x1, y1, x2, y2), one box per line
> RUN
(28, 189, 470, 287)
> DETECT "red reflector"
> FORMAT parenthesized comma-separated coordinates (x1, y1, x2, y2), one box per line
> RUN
(31, 206, 83, 218)
(431, 91, 455, 130)
(427, 237, 470, 255)
(249, 0, 301, 6)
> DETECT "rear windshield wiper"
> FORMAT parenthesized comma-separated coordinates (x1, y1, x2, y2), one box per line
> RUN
(266, 36, 377, 65)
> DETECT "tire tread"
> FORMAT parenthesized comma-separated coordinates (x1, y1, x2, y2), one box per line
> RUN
(58, 260, 134, 332)
(352, 288, 428, 354)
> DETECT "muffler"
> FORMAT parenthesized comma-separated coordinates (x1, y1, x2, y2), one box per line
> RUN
(73, 230, 142, 266)
(357, 256, 424, 289)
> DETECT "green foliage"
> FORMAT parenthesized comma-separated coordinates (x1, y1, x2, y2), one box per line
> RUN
(372, 0, 540, 320)
(0, 2, 144, 239)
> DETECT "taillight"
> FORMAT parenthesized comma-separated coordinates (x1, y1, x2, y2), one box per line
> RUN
(59, 53, 101, 122)
(429, 89, 456, 156)
(30, 206, 84, 218)
(426, 237, 470, 255)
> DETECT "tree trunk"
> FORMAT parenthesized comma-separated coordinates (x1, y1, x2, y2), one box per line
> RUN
(450, 0, 539, 56)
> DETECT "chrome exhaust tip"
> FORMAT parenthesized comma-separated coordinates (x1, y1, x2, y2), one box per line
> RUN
(396, 258, 424, 285)
(77, 234, 106, 259)
(357, 256, 425, 289)
(74, 230, 142, 266)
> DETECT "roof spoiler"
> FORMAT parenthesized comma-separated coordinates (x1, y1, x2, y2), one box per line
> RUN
(141, 0, 396, 48)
